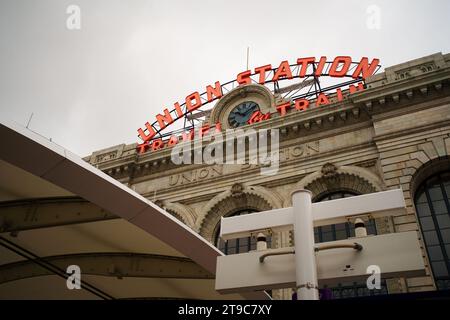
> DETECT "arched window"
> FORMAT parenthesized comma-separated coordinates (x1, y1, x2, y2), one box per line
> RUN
(214, 209, 272, 255)
(313, 191, 377, 243)
(414, 171, 450, 290)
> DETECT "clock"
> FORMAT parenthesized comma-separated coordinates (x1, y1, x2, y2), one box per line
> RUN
(228, 101, 260, 128)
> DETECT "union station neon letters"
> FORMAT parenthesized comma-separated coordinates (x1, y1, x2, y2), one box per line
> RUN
(137, 56, 380, 153)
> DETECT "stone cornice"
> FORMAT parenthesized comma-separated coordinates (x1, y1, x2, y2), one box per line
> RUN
(140, 142, 379, 204)
(129, 120, 375, 185)
(374, 119, 450, 143)
(353, 74, 449, 114)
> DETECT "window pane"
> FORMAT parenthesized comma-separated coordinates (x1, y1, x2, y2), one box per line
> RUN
(322, 232, 334, 242)
(428, 245, 444, 261)
(316, 191, 358, 202)
(334, 223, 347, 240)
(367, 219, 376, 228)
(440, 229, 450, 243)
(423, 231, 440, 246)
(432, 261, 449, 277)
(437, 215, 450, 229)
(227, 239, 237, 253)
(416, 203, 431, 217)
(336, 229, 347, 240)
(314, 233, 320, 243)
(238, 237, 249, 253)
(416, 191, 427, 204)
(219, 240, 226, 252)
(432, 200, 448, 215)
(429, 187, 444, 201)
(266, 237, 272, 248)
(437, 279, 450, 290)
(216, 209, 258, 254)
(420, 216, 435, 231)
(229, 239, 237, 247)
(414, 171, 450, 290)
(335, 223, 346, 230)
(348, 224, 356, 237)
(445, 244, 450, 258)
(444, 184, 450, 200)
(367, 226, 376, 235)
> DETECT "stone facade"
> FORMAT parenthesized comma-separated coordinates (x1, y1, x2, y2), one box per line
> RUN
(85, 52, 450, 298)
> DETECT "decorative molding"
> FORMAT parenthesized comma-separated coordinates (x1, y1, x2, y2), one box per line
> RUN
(155, 200, 197, 229)
(230, 183, 244, 197)
(409, 155, 450, 197)
(197, 184, 281, 241)
(294, 164, 384, 200)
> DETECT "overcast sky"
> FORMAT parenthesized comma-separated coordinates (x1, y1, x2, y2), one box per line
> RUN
(1, 0, 449, 157)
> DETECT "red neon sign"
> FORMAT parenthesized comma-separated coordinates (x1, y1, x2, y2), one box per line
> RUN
(136, 56, 380, 154)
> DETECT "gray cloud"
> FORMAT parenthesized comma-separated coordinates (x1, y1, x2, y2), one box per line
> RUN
(1, 0, 449, 156)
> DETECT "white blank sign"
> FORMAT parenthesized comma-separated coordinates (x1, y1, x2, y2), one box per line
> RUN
(220, 189, 406, 241)
(215, 231, 425, 294)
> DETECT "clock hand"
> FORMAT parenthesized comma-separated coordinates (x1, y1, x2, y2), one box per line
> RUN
(244, 108, 256, 116)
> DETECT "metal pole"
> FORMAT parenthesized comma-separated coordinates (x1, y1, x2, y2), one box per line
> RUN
(291, 189, 319, 300)
(246, 47, 250, 70)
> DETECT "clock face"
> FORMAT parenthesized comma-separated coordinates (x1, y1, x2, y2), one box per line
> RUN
(228, 101, 260, 128)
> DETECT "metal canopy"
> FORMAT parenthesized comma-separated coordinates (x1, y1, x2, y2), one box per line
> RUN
(0, 120, 269, 300)
(0, 197, 118, 233)
(0, 252, 214, 285)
